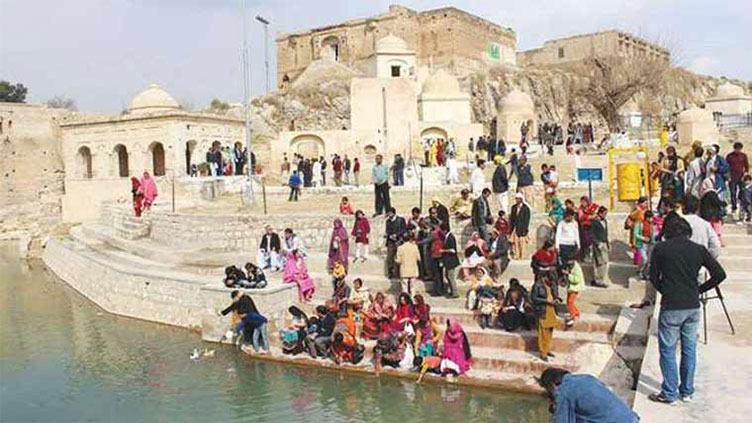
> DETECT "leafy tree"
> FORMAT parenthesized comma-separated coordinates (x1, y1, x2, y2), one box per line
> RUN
(208, 98, 230, 114)
(0, 81, 28, 103)
(47, 95, 77, 110)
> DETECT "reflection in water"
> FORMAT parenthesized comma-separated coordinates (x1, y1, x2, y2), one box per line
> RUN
(0, 244, 548, 422)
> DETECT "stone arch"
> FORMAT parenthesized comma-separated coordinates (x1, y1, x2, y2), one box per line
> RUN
(420, 126, 448, 142)
(321, 35, 340, 62)
(76, 146, 93, 179)
(113, 144, 129, 177)
(185, 140, 198, 175)
(290, 134, 325, 158)
(148, 142, 166, 176)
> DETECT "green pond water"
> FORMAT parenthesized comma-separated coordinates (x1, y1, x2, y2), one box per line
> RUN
(0, 243, 548, 422)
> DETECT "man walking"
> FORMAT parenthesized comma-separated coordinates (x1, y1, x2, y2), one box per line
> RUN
(726, 142, 749, 216)
(372, 154, 391, 216)
(648, 215, 726, 405)
(492, 157, 509, 213)
(343, 154, 351, 185)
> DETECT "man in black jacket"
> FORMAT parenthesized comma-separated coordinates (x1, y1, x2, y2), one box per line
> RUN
(509, 193, 531, 259)
(256, 225, 282, 272)
(648, 215, 726, 405)
(385, 207, 407, 279)
(472, 188, 493, 244)
(492, 159, 510, 214)
(306, 305, 336, 359)
(441, 230, 460, 298)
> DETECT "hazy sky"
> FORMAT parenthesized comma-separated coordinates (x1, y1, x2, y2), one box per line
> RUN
(2, 0, 749, 112)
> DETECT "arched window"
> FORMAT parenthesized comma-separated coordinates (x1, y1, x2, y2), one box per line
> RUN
(76, 146, 92, 179)
(149, 142, 166, 176)
(114, 144, 129, 177)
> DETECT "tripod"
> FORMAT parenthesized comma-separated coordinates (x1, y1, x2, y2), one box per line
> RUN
(700, 286, 735, 344)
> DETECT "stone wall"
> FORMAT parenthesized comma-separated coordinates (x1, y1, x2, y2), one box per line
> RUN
(275, 5, 516, 87)
(0, 103, 72, 245)
(43, 236, 297, 332)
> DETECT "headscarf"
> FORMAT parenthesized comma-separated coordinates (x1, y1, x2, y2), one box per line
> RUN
(413, 295, 431, 322)
(442, 319, 472, 374)
(328, 219, 350, 271)
(130, 177, 140, 194)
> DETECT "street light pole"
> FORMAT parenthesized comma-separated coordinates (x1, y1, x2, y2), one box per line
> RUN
(241, 0, 254, 203)
(256, 15, 270, 94)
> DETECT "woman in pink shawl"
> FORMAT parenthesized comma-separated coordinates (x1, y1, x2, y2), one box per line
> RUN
(283, 250, 315, 302)
(442, 319, 472, 375)
(138, 171, 158, 211)
(327, 218, 350, 272)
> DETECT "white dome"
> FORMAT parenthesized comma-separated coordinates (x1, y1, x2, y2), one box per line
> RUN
(128, 83, 180, 114)
(500, 89, 534, 112)
(422, 69, 461, 96)
(376, 34, 411, 54)
(714, 82, 746, 99)
(677, 107, 714, 124)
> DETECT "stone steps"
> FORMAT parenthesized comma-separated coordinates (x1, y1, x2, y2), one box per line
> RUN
(463, 325, 611, 353)
(431, 306, 617, 334)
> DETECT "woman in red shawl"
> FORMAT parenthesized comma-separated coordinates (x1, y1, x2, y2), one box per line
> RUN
(442, 319, 472, 375)
(531, 239, 558, 281)
(436, 140, 445, 167)
(131, 177, 144, 217)
(327, 218, 350, 272)
(413, 294, 431, 322)
(392, 292, 415, 332)
(361, 292, 394, 340)
(577, 196, 599, 257)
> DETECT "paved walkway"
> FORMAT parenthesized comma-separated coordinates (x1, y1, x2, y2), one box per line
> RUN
(633, 266, 752, 422)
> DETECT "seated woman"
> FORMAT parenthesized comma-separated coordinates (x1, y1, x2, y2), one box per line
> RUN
(460, 232, 488, 279)
(339, 196, 354, 215)
(280, 305, 309, 355)
(283, 250, 316, 302)
(414, 317, 442, 357)
(498, 280, 530, 332)
(441, 319, 472, 376)
(361, 292, 394, 340)
(243, 262, 268, 289)
(331, 313, 365, 365)
(413, 295, 431, 322)
(393, 293, 415, 332)
(331, 271, 351, 318)
(465, 267, 501, 311)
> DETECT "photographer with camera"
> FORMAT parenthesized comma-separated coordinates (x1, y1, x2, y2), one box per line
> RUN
(647, 213, 726, 405)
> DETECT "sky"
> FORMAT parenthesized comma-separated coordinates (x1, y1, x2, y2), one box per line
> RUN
(1, 0, 750, 112)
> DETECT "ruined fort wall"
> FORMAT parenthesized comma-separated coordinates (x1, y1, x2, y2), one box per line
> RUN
(0, 103, 72, 242)
(275, 5, 516, 87)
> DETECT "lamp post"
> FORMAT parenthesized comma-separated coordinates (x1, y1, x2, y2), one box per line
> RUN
(255, 15, 270, 95)
(240, 0, 254, 203)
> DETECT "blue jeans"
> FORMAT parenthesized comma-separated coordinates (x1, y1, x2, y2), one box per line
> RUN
(252, 322, 270, 352)
(658, 308, 700, 401)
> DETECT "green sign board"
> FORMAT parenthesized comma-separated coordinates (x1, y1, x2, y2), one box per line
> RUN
(488, 42, 500, 62)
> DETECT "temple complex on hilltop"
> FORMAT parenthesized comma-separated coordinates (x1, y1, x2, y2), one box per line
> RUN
(275, 4, 517, 89)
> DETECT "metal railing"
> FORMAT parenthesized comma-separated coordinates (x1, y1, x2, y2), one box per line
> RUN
(714, 112, 752, 130)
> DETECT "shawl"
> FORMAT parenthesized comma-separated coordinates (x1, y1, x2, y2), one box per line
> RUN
(413, 295, 431, 322)
(283, 252, 315, 301)
(139, 174, 158, 203)
(351, 217, 371, 243)
(442, 319, 472, 374)
(328, 219, 350, 271)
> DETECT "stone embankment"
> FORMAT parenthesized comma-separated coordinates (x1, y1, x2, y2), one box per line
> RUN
(41, 202, 658, 399)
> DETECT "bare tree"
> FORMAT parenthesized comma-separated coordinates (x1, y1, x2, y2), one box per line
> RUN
(47, 96, 77, 110)
(573, 47, 671, 132)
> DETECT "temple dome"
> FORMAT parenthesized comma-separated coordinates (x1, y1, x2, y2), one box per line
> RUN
(499, 89, 534, 112)
(128, 83, 180, 114)
(714, 82, 746, 99)
(677, 106, 714, 124)
(421, 70, 461, 96)
(375, 34, 411, 54)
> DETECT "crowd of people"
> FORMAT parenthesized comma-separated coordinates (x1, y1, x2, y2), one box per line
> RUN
(196, 141, 257, 177)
